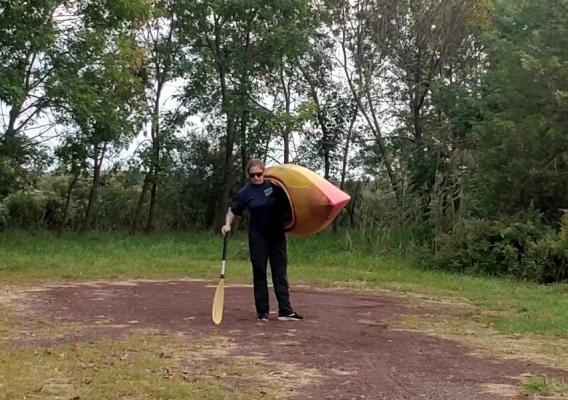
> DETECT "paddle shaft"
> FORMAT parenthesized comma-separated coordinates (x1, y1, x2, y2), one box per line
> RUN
(220, 233, 228, 278)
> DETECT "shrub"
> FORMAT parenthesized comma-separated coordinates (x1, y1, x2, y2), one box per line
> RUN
(43, 195, 64, 230)
(4, 191, 46, 229)
(432, 216, 550, 278)
(432, 212, 568, 283)
(0, 203, 8, 230)
(97, 183, 138, 231)
(524, 235, 568, 283)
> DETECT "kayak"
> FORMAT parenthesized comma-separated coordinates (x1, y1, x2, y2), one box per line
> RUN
(265, 164, 351, 235)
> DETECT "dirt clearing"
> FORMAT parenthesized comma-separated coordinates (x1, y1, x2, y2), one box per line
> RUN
(2, 279, 567, 399)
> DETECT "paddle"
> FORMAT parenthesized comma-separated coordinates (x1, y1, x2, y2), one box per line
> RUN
(212, 233, 229, 325)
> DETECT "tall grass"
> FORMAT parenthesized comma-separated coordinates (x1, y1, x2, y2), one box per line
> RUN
(1, 230, 567, 337)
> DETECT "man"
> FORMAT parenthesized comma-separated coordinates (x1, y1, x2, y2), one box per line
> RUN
(221, 159, 303, 322)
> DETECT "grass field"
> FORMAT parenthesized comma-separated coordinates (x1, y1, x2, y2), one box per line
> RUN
(1, 230, 567, 398)
(1, 230, 567, 337)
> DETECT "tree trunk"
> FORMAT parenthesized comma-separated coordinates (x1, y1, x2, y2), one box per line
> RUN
(279, 64, 291, 164)
(333, 108, 358, 233)
(1, 101, 24, 162)
(146, 173, 158, 232)
(145, 73, 164, 232)
(240, 113, 249, 184)
(2, 50, 37, 144)
(262, 133, 271, 164)
(145, 141, 160, 232)
(81, 145, 106, 233)
(348, 180, 363, 229)
(239, 26, 251, 183)
(300, 67, 332, 179)
(214, 116, 237, 228)
(339, 20, 403, 205)
(210, 14, 242, 229)
(130, 171, 152, 234)
(142, 14, 176, 232)
(1, 49, 44, 158)
(58, 171, 79, 236)
(315, 105, 330, 180)
(5, 103, 22, 140)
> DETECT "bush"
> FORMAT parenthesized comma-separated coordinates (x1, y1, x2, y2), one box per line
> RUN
(43, 195, 64, 230)
(3, 191, 46, 229)
(524, 235, 568, 283)
(97, 182, 138, 231)
(0, 203, 8, 230)
(431, 214, 568, 283)
(434, 218, 541, 274)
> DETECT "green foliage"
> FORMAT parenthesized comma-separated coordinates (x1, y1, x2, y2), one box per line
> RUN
(0, 0, 59, 106)
(0, 0, 62, 186)
(560, 212, 568, 242)
(472, 0, 568, 221)
(0, 155, 17, 198)
(0, 136, 52, 200)
(433, 213, 568, 283)
(3, 191, 48, 229)
(526, 234, 568, 284)
(95, 176, 139, 231)
(0, 202, 7, 230)
(522, 375, 568, 398)
(1, 186, 64, 231)
(433, 217, 543, 274)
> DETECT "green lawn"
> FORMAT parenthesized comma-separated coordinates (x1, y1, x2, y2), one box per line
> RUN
(1, 230, 567, 338)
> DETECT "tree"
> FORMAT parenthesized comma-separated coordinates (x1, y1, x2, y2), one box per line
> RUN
(48, 0, 150, 232)
(54, 136, 88, 235)
(332, 0, 403, 202)
(0, 0, 63, 195)
(332, 0, 487, 226)
(380, 0, 487, 220)
(177, 0, 320, 227)
(473, 0, 568, 222)
(130, 0, 186, 233)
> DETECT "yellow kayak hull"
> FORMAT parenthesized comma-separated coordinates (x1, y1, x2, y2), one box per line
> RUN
(265, 164, 351, 235)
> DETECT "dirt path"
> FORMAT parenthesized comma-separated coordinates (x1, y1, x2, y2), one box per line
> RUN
(14, 279, 567, 399)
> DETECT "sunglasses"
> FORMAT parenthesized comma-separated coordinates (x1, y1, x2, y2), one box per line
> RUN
(249, 172, 264, 178)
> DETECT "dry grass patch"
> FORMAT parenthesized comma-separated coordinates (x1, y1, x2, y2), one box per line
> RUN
(521, 374, 568, 399)
(391, 313, 568, 370)
(480, 383, 520, 399)
(0, 330, 317, 399)
(0, 306, 20, 341)
(0, 285, 317, 400)
(0, 285, 89, 344)
(390, 312, 568, 397)
(0, 287, 39, 343)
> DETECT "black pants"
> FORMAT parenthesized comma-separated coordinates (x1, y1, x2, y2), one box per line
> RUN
(248, 229, 293, 315)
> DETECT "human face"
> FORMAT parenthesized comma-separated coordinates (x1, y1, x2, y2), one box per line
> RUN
(248, 165, 265, 185)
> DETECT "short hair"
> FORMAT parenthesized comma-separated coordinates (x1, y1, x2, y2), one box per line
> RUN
(246, 158, 265, 173)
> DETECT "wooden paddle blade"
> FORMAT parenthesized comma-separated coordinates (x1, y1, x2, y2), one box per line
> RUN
(211, 278, 225, 325)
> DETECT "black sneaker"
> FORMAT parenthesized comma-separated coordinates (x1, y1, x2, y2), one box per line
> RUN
(257, 313, 269, 322)
(278, 312, 303, 321)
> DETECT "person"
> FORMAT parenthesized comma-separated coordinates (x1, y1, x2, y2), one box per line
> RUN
(221, 159, 303, 322)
